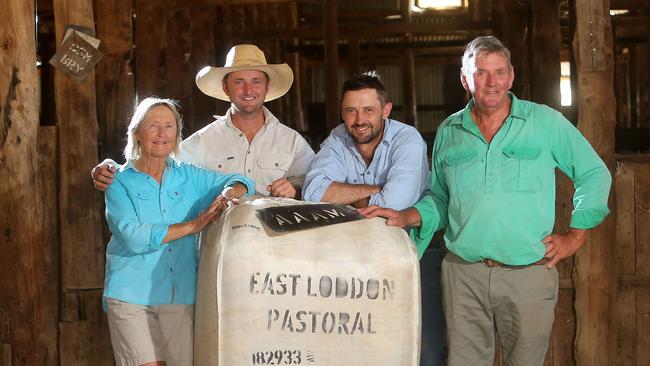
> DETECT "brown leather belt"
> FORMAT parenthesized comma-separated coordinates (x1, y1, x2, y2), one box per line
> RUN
(480, 257, 549, 268)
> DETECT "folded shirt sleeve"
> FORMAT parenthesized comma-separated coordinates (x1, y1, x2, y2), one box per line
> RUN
(302, 134, 348, 202)
(188, 163, 255, 211)
(105, 177, 169, 254)
(550, 111, 612, 229)
(411, 134, 450, 258)
(286, 133, 316, 189)
(369, 130, 430, 210)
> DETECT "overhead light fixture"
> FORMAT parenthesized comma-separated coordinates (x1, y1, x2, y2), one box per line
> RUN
(414, 0, 464, 10)
(609, 9, 629, 15)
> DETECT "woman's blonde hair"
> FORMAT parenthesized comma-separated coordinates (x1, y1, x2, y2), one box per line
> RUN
(123, 97, 183, 161)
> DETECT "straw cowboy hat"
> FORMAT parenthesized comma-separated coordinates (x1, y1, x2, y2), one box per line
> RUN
(195, 44, 294, 102)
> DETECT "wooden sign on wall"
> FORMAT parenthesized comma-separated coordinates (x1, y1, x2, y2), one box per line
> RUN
(49, 26, 102, 82)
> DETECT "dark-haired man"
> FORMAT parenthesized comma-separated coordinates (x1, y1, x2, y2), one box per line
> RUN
(303, 72, 445, 366)
(303, 71, 429, 211)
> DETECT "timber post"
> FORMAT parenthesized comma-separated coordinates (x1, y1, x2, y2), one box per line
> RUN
(572, 0, 617, 365)
(0, 1, 48, 364)
(52, 0, 113, 363)
(324, 0, 339, 132)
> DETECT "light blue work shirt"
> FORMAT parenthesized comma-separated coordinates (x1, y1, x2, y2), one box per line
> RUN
(103, 158, 254, 308)
(303, 118, 430, 210)
(413, 93, 612, 263)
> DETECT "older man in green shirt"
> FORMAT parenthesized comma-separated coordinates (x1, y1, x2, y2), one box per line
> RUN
(361, 36, 611, 366)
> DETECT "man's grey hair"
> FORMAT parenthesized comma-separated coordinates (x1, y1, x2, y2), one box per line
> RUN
(461, 36, 512, 75)
(124, 97, 183, 161)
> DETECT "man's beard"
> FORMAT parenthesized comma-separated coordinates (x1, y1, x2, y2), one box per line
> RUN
(349, 124, 379, 145)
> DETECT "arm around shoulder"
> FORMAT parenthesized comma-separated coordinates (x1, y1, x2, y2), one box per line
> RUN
(91, 158, 119, 191)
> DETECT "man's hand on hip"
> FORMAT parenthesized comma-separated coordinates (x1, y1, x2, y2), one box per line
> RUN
(542, 228, 588, 268)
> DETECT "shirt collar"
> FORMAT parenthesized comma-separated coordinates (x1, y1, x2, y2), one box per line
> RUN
(380, 118, 397, 146)
(454, 92, 526, 128)
(120, 156, 177, 173)
(223, 106, 279, 131)
(507, 93, 527, 121)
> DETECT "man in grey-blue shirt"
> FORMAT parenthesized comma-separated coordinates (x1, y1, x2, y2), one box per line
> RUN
(303, 72, 445, 366)
(303, 71, 429, 209)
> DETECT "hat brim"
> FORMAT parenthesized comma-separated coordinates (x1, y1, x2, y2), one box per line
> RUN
(195, 64, 294, 102)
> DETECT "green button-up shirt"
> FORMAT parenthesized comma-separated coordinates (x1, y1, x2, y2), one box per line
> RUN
(412, 93, 611, 265)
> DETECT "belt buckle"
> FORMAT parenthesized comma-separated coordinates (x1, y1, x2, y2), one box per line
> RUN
(481, 258, 498, 267)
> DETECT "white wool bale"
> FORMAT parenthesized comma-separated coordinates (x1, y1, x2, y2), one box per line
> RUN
(195, 197, 420, 366)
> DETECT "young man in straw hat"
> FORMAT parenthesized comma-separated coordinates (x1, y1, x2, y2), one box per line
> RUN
(92, 44, 314, 198)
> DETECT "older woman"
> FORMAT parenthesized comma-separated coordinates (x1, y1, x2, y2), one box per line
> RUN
(103, 97, 254, 366)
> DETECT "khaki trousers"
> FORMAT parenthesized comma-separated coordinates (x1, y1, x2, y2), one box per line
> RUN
(107, 298, 194, 366)
(441, 253, 558, 366)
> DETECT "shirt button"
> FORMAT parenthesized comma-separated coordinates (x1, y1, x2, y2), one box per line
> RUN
(163, 209, 167, 213)
(218, 164, 222, 168)
(239, 133, 243, 137)
(353, 179, 358, 183)
(169, 268, 173, 272)
(168, 248, 172, 252)
(248, 169, 251, 173)
(366, 171, 371, 175)
(275, 163, 279, 167)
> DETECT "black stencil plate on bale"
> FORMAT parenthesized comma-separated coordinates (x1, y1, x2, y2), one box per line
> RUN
(256, 203, 362, 234)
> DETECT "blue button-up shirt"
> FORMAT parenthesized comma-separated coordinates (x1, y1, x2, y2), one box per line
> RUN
(103, 158, 253, 307)
(303, 119, 430, 210)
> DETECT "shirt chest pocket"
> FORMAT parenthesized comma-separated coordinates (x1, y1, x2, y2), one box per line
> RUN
(132, 190, 157, 220)
(443, 150, 482, 196)
(256, 153, 293, 175)
(211, 157, 239, 174)
(501, 147, 542, 192)
(165, 190, 195, 221)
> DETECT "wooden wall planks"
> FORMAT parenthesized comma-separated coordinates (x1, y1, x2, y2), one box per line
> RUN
(95, 0, 135, 163)
(0, 0, 47, 364)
